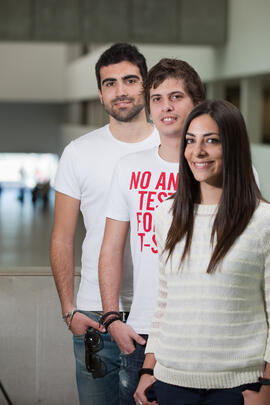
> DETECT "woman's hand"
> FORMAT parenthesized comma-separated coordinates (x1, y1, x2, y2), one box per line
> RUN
(134, 374, 157, 405)
(243, 386, 270, 405)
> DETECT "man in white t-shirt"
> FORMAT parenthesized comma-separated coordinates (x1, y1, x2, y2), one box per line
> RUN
(50, 43, 159, 405)
(99, 59, 206, 404)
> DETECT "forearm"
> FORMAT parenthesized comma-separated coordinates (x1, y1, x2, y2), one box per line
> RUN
(50, 237, 75, 314)
(99, 250, 147, 353)
(98, 219, 144, 352)
(134, 353, 157, 404)
(142, 353, 156, 370)
(258, 362, 270, 401)
(99, 248, 122, 312)
(50, 192, 80, 315)
(98, 219, 130, 313)
(263, 362, 270, 378)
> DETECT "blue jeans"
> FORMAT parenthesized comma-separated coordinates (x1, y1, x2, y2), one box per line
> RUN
(119, 334, 157, 405)
(154, 380, 261, 405)
(73, 311, 121, 405)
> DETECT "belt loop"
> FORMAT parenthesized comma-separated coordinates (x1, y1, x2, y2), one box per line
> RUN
(123, 312, 126, 322)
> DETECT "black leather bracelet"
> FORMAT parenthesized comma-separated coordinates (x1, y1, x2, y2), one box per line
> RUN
(99, 311, 121, 325)
(103, 316, 121, 331)
(139, 368, 154, 377)
(258, 377, 270, 386)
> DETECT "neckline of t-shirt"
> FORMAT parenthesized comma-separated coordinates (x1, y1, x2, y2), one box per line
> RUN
(155, 146, 179, 167)
(106, 124, 158, 146)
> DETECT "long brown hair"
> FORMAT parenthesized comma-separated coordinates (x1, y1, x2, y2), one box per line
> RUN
(165, 99, 265, 273)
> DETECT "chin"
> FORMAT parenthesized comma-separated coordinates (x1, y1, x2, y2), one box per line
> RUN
(163, 129, 182, 138)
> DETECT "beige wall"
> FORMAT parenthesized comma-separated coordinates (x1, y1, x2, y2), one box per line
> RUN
(0, 267, 80, 405)
(0, 42, 68, 102)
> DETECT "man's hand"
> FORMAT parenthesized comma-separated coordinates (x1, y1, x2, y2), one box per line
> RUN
(67, 312, 105, 335)
(134, 374, 157, 405)
(108, 320, 146, 354)
(243, 387, 270, 405)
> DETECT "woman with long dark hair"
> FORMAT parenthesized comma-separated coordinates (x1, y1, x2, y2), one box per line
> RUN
(134, 100, 270, 405)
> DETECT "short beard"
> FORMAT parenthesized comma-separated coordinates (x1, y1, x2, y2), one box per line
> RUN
(104, 102, 145, 123)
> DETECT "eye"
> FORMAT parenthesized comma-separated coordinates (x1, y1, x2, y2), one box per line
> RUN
(171, 94, 181, 101)
(105, 81, 115, 87)
(126, 78, 138, 85)
(186, 138, 194, 144)
(207, 137, 220, 144)
(152, 96, 161, 103)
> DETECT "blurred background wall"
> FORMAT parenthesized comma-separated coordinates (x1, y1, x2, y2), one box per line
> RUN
(0, 0, 270, 403)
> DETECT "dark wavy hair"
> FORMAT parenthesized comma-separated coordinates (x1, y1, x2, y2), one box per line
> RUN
(144, 58, 205, 113)
(95, 43, 147, 90)
(165, 99, 265, 273)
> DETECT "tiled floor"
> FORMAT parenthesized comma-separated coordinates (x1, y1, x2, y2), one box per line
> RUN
(0, 187, 84, 267)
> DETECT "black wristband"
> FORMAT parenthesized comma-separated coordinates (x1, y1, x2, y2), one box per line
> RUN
(258, 377, 270, 386)
(99, 311, 121, 325)
(103, 316, 121, 331)
(139, 368, 154, 377)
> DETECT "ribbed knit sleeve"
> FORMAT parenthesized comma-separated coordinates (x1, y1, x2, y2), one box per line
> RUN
(262, 213, 270, 362)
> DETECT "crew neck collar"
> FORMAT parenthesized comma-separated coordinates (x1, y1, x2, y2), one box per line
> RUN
(106, 125, 158, 146)
(155, 146, 179, 167)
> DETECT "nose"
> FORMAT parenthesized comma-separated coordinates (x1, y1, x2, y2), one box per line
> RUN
(161, 99, 173, 112)
(193, 141, 207, 157)
(115, 82, 127, 97)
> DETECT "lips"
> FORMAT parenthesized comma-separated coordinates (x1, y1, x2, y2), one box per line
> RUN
(161, 116, 177, 124)
(193, 161, 213, 168)
(113, 97, 133, 106)
(114, 101, 131, 108)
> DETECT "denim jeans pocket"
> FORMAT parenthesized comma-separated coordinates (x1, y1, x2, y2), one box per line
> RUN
(120, 348, 137, 357)
(120, 342, 146, 371)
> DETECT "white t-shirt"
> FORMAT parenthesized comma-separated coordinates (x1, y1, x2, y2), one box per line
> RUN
(106, 147, 179, 333)
(54, 124, 159, 311)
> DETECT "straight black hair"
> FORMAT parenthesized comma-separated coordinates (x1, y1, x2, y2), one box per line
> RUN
(95, 43, 147, 90)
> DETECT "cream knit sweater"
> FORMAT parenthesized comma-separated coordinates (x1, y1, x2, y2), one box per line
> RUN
(146, 200, 270, 389)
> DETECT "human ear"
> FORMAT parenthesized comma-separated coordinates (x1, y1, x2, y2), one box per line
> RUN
(98, 89, 103, 105)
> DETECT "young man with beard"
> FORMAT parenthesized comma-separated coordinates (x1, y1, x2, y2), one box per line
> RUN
(50, 43, 159, 405)
(98, 58, 206, 404)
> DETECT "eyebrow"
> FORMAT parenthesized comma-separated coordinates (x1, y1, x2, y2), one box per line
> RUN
(150, 90, 185, 99)
(123, 74, 140, 80)
(186, 132, 219, 137)
(101, 74, 140, 86)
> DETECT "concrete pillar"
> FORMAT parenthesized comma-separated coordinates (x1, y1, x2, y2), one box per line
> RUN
(240, 77, 263, 144)
(206, 82, 226, 100)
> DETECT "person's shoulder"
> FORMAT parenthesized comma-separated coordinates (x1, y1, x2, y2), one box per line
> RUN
(154, 199, 174, 238)
(155, 198, 174, 221)
(255, 201, 270, 219)
(70, 125, 109, 149)
(118, 146, 158, 166)
(253, 202, 270, 252)
(250, 201, 270, 235)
